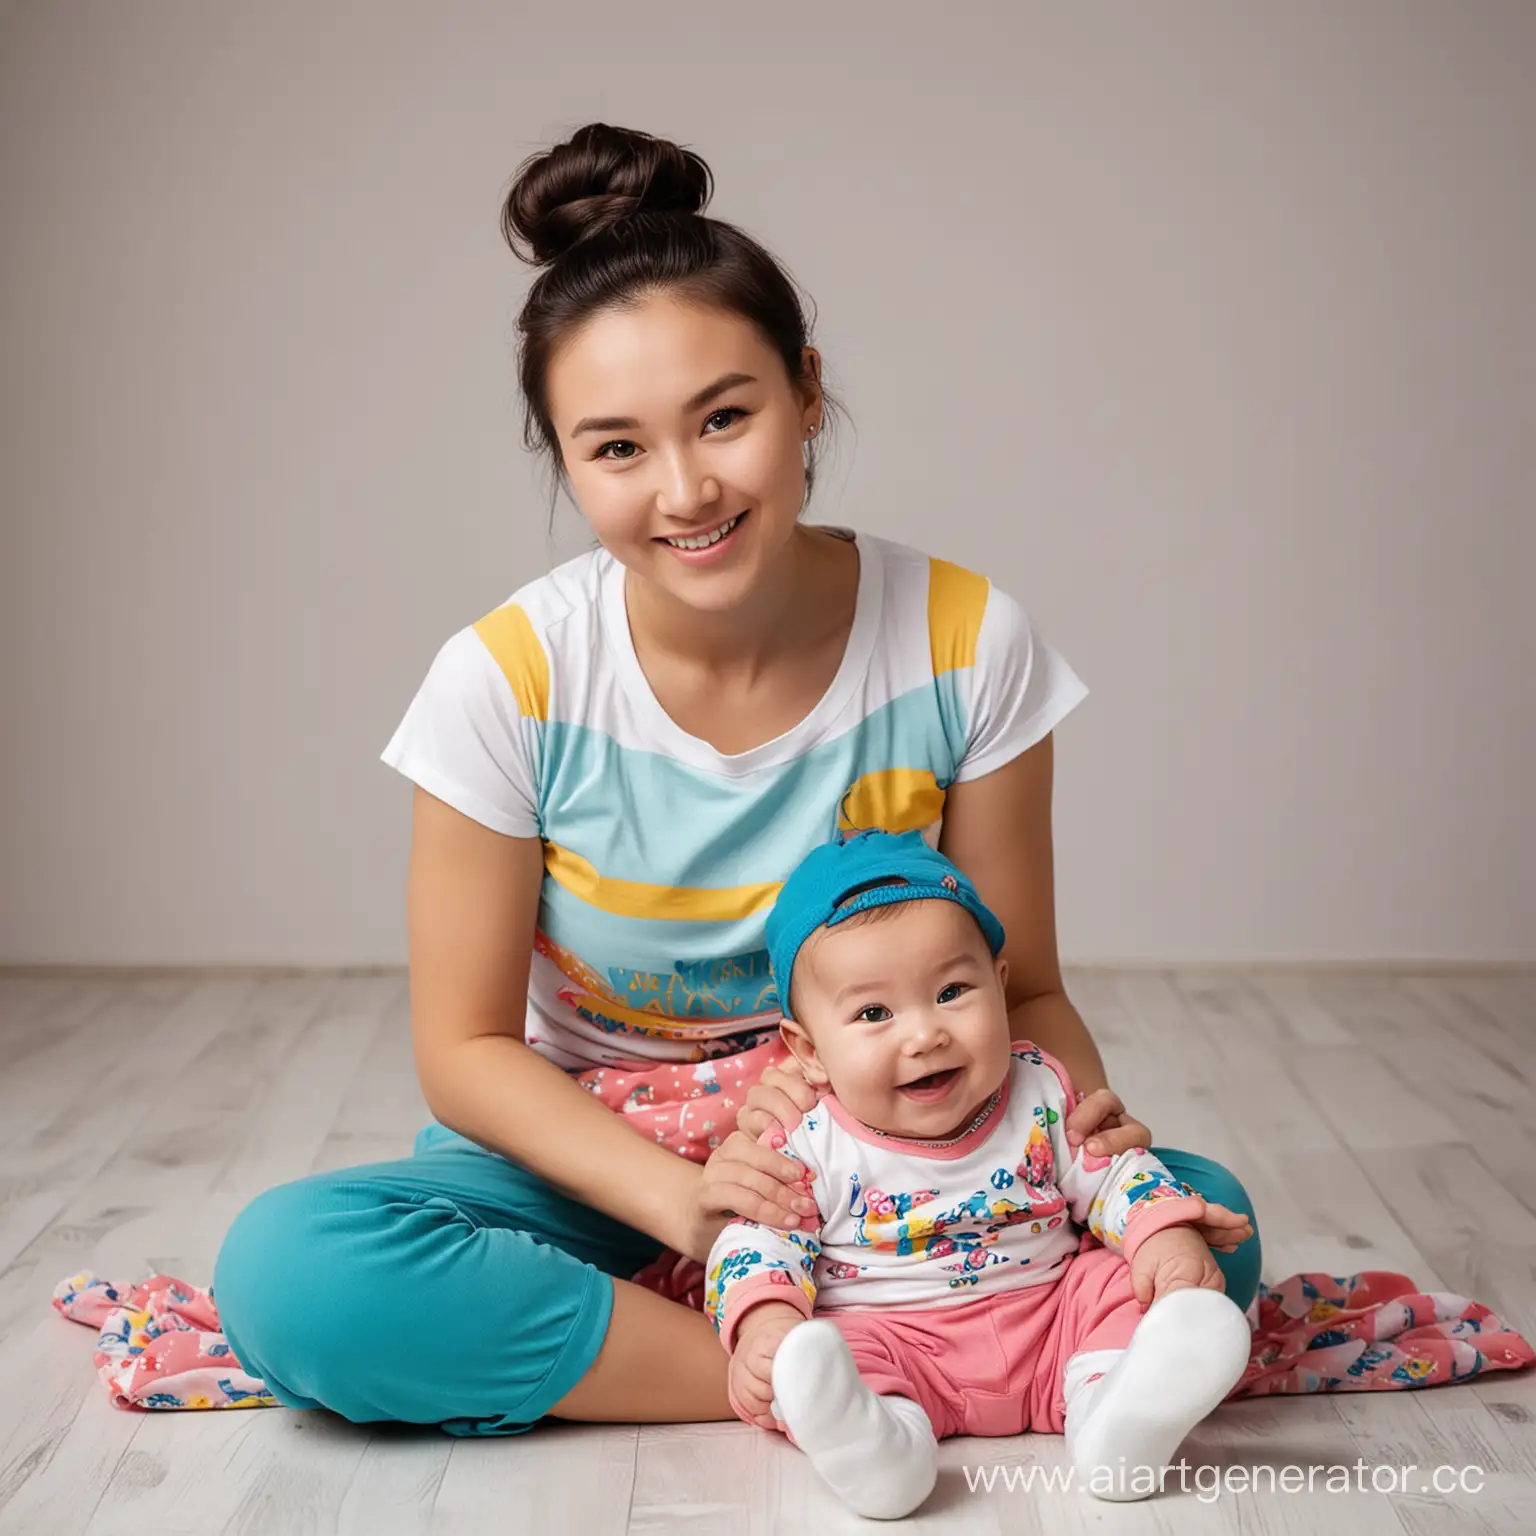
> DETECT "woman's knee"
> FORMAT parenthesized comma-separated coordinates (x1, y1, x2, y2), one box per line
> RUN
(213, 1175, 356, 1408)
(1148, 1147, 1264, 1312)
(212, 1171, 612, 1429)
(213, 1172, 468, 1414)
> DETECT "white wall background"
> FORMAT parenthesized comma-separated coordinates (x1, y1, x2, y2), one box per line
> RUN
(2, 0, 1532, 966)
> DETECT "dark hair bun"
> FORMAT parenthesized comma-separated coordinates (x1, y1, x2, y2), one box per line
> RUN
(502, 123, 714, 266)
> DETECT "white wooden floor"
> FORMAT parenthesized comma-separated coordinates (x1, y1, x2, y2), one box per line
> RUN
(0, 968, 1533, 1534)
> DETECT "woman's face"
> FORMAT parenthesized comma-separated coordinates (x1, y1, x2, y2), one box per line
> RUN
(546, 292, 822, 614)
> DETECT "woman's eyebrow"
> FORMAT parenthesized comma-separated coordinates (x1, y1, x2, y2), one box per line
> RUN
(572, 372, 758, 436)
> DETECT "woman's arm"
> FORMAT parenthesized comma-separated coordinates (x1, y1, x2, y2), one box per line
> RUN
(405, 786, 700, 1253)
(938, 734, 1109, 1088)
(940, 734, 1153, 1161)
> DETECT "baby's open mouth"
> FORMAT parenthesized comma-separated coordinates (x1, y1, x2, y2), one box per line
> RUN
(899, 1067, 961, 1098)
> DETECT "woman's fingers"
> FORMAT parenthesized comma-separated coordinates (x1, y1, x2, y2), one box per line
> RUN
(702, 1181, 818, 1229)
(703, 1171, 816, 1222)
(755, 1072, 818, 1119)
(1201, 1228, 1252, 1251)
(1084, 1119, 1154, 1157)
(1198, 1203, 1251, 1229)
(709, 1164, 796, 1208)
(1190, 1203, 1254, 1249)
(748, 1089, 809, 1137)
(703, 1184, 791, 1227)
(1063, 1088, 1125, 1145)
(722, 1133, 817, 1189)
(787, 1078, 821, 1114)
(737, 1061, 821, 1143)
(760, 1064, 820, 1109)
(734, 1106, 777, 1142)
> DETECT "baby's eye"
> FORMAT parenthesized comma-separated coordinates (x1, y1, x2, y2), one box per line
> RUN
(856, 1005, 892, 1024)
(937, 983, 969, 1004)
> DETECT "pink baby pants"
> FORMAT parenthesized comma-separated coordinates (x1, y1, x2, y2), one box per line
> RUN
(736, 1237, 1142, 1439)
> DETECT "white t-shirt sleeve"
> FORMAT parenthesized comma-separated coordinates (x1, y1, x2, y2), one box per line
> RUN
(379, 626, 544, 838)
(951, 585, 1089, 784)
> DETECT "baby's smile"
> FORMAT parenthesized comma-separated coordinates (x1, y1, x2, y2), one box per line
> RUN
(895, 1066, 964, 1103)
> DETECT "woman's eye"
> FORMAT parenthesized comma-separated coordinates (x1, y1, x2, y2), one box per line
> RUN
(592, 406, 748, 462)
(856, 1005, 891, 1024)
(938, 983, 968, 1004)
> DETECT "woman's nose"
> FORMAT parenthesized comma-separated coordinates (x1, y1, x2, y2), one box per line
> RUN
(655, 452, 720, 519)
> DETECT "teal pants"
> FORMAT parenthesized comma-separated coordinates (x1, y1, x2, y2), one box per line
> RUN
(213, 1122, 1262, 1437)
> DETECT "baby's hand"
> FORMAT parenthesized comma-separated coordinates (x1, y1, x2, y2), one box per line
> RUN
(730, 1302, 807, 1430)
(1128, 1224, 1227, 1309)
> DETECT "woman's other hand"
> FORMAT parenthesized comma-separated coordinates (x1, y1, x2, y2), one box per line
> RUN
(1063, 1087, 1153, 1159)
(1184, 1199, 1255, 1253)
(680, 1132, 821, 1262)
(736, 1054, 820, 1143)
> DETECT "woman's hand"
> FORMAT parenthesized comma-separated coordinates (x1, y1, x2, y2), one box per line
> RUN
(1063, 1087, 1153, 1160)
(735, 1055, 821, 1143)
(678, 1132, 822, 1263)
(1183, 1199, 1255, 1254)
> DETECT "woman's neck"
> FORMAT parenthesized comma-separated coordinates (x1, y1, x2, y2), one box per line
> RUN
(623, 524, 850, 687)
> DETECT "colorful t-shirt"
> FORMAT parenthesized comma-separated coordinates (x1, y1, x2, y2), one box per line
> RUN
(380, 527, 1088, 1073)
(704, 1043, 1206, 1349)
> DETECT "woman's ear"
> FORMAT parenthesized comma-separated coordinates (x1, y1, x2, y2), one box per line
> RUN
(779, 1018, 830, 1086)
(799, 346, 823, 410)
(995, 954, 1010, 993)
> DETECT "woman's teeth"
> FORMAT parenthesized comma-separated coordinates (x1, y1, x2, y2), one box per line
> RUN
(664, 513, 741, 550)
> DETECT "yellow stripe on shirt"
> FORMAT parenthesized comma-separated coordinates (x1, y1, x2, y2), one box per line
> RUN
(473, 603, 550, 721)
(837, 768, 947, 836)
(927, 557, 989, 677)
(544, 842, 784, 923)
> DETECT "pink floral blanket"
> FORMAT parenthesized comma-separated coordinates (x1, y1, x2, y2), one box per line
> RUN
(53, 1263, 1533, 1413)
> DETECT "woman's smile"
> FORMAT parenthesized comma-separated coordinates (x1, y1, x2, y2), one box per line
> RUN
(656, 509, 750, 564)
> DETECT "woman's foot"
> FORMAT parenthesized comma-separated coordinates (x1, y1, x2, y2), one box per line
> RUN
(770, 1319, 938, 1519)
(1064, 1287, 1252, 1501)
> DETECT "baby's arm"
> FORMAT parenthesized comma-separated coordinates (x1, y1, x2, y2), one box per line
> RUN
(1019, 1043, 1206, 1264)
(704, 1131, 823, 1352)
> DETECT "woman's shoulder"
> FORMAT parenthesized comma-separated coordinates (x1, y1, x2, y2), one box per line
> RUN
(429, 545, 609, 697)
(384, 549, 609, 751)
(851, 528, 1025, 676)
(474, 544, 610, 643)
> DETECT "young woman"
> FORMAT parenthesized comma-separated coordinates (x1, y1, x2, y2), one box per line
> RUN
(212, 122, 1261, 1437)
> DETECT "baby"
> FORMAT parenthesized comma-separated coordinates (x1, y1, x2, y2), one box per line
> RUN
(705, 829, 1255, 1518)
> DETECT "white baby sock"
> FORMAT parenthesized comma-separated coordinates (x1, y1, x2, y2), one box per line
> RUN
(769, 1318, 939, 1520)
(1063, 1287, 1253, 1502)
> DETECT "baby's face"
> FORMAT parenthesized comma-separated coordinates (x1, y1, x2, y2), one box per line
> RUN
(784, 899, 1013, 1141)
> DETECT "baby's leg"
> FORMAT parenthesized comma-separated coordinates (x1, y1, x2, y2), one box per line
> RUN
(1064, 1288, 1252, 1502)
(771, 1319, 939, 1520)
